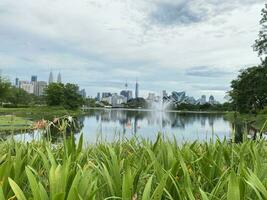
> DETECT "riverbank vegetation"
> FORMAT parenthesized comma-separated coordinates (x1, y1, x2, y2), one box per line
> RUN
(0, 133, 266, 199)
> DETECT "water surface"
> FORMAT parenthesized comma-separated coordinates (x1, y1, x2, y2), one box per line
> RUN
(11, 109, 233, 143)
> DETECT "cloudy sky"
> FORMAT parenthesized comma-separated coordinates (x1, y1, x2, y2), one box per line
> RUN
(0, 0, 265, 101)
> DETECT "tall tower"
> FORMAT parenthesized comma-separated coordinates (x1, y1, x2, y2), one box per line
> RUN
(31, 75, 37, 82)
(57, 72, 62, 83)
(135, 79, 139, 99)
(49, 71, 53, 84)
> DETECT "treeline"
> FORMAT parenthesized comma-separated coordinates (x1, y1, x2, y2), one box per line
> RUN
(228, 4, 267, 114)
(174, 102, 233, 112)
(0, 79, 86, 110)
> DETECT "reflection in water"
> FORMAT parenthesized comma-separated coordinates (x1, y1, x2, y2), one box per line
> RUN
(83, 109, 221, 133)
(76, 109, 231, 143)
(3, 109, 236, 143)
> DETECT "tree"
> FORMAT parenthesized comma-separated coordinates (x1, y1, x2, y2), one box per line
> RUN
(254, 4, 267, 62)
(44, 83, 84, 109)
(229, 65, 267, 113)
(63, 83, 84, 110)
(6, 87, 34, 106)
(44, 83, 64, 106)
(0, 76, 11, 103)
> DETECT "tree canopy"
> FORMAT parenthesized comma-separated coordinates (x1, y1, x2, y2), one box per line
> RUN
(229, 64, 267, 113)
(45, 83, 84, 109)
(254, 4, 267, 62)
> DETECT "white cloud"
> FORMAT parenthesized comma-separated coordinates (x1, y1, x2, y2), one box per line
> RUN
(0, 0, 265, 101)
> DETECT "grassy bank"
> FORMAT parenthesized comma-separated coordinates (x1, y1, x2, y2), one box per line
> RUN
(224, 112, 267, 131)
(0, 115, 32, 132)
(0, 106, 84, 120)
(0, 134, 267, 199)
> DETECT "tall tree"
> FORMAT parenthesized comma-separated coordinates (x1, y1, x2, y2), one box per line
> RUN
(0, 76, 11, 103)
(254, 4, 267, 62)
(229, 65, 267, 113)
(44, 83, 65, 106)
(63, 83, 83, 110)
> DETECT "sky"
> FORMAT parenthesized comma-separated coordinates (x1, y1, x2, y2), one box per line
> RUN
(0, 0, 265, 101)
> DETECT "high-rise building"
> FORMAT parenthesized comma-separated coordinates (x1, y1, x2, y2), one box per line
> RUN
(20, 82, 34, 94)
(135, 80, 139, 99)
(31, 75, 37, 82)
(209, 95, 215, 105)
(96, 93, 101, 101)
(102, 92, 112, 99)
(36, 81, 47, 96)
(57, 72, 62, 83)
(79, 89, 87, 98)
(49, 71, 53, 84)
(120, 90, 133, 101)
(200, 95, 207, 105)
(15, 78, 19, 88)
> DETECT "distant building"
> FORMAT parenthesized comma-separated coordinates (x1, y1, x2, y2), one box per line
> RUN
(162, 90, 168, 98)
(120, 90, 133, 101)
(135, 80, 139, 98)
(96, 92, 101, 101)
(200, 95, 206, 105)
(102, 92, 112, 99)
(209, 95, 215, 104)
(147, 93, 156, 101)
(20, 82, 34, 94)
(49, 71, 53, 84)
(36, 81, 47, 96)
(31, 75, 37, 82)
(79, 89, 87, 98)
(15, 78, 19, 88)
(57, 72, 62, 83)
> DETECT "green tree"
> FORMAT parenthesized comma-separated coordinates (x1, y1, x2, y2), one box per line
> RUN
(0, 76, 11, 104)
(63, 83, 84, 110)
(229, 65, 267, 113)
(254, 4, 267, 62)
(44, 83, 64, 106)
(6, 87, 34, 106)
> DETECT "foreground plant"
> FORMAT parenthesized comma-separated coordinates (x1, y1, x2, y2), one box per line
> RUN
(0, 134, 267, 199)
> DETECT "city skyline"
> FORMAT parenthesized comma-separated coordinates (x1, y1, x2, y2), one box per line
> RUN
(0, 0, 265, 101)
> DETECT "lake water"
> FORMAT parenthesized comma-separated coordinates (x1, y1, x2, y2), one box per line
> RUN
(10, 109, 234, 143)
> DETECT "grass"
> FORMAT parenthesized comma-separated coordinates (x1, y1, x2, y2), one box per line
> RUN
(0, 106, 84, 121)
(0, 115, 32, 131)
(0, 133, 267, 199)
(224, 112, 267, 131)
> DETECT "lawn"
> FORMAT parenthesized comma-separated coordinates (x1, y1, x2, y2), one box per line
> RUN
(0, 115, 32, 131)
(0, 106, 84, 120)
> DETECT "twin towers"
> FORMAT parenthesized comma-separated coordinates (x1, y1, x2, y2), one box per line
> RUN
(49, 71, 62, 84)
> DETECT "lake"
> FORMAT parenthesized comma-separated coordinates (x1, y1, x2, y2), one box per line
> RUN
(9, 109, 235, 143)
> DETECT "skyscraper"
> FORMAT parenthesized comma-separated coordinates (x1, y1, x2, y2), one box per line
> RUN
(57, 72, 62, 83)
(49, 71, 53, 84)
(135, 80, 139, 99)
(15, 78, 19, 88)
(31, 75, 37, 82)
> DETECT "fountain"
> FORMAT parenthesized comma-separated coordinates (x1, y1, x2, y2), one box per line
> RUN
(151, 95, 172, 111)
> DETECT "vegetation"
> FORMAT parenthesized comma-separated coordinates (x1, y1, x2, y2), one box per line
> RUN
(0, 133, 265, 199)
(174, 102, 233, 112)
(45, 83, 84, 110)
(0, 106, 83, 121)
(228, 4, 267, 114)
(229, 64, 267, 113)
(254, 4, 267, 60)
(125, 98, 148, 109)
(0, 116, 32, 131)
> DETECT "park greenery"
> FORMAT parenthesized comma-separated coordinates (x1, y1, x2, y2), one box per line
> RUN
(0, 132, 266, 199)
(229, 4, 267, 114)
(44, 83, 84, 110)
